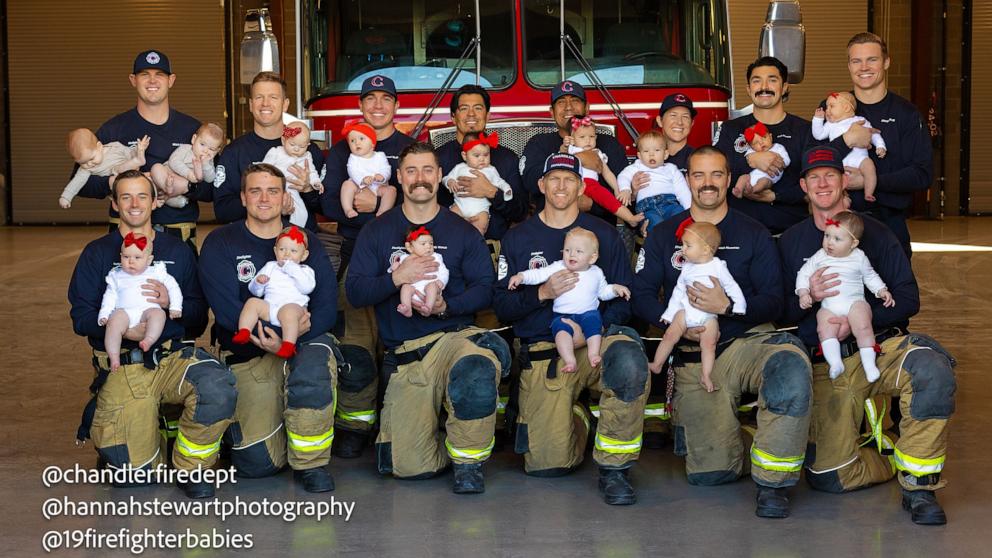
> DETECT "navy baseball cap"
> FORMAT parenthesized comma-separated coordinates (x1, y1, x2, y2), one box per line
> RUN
(360, 75, 397, 97)
(542, 153, 582, 177)
(133, 50, 172, 74)
(800, 146, 845, 176)
(659, 93, 697, 118)
(551, 80, 586, 104)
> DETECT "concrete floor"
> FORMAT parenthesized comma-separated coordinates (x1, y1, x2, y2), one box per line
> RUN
(1, 218, 990, 557)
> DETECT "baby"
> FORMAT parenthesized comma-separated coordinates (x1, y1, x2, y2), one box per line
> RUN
(150, 122, 225, 208)
(340, 122, 395, 218)
(60, 129, 149, 208)
(442, 131, 514, 235)
(796, 211, 894, 382)
(617, 129, 692, 233)
(392, 225, 449, 318)
(98, 232, 183, 371)
(648, 221, 746, 392)
(508, 227, 630, 372)
(733, 122, 791, 198)
(262, 122, 324, 228)
(813, 92, 887, 202)
(563, 116, 644, 228)
(233, 226, 316, 359)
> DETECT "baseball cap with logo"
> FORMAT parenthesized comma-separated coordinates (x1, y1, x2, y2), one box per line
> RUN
(800, 146, 845, 176)
(659, 93, 697, 118)
(133, 50, 172, 74)
(551, 80, 586, 104)
(360, 75, 398, 98)
(542, 153, 582, 177)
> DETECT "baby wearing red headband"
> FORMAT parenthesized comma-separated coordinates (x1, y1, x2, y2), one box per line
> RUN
(795, 211, 894, 382)
(392, 225, 450, 318)
(734, 121, 792, 199)
(441, 131, 514, 235)
(340, 122, 396, 219)
(232, 226, 316, 359)
(98, 232, 184, 371)
(812, 92, 887, 202)
(261, 121, 325, 229)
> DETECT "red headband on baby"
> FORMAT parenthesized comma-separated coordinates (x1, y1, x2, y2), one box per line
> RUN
(123, 232, 148, 251)
(743, 122, 769, 144)
(342, 123, 377, 148)
(406, 226, 431, 243)
(462, 131, 499, 152)
(278, 225, 307, 247)
(570, 115, 593, 131)
(282, 126, 303, 139)
(675, 217, 694, 242)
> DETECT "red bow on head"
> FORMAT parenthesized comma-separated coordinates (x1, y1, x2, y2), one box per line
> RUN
(282, 126, 303, 139)
(123, 232, 147, 251)
(675, 217, 694, 242)
(278, 225, 307, 247)
(570, 115, 593, 130)
(462, 132, 500, 153)
(829, 92, 840, 99)
(743, 122, 769, 144)
(406, 226, 431, 243)
(825, 218, 841, 227)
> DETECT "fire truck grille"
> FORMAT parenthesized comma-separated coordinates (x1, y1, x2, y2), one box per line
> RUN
(429, 121, 616, 158)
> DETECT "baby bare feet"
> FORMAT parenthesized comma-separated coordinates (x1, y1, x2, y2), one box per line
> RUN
(560, 360, 577, 373)
(589, 354, 602, 368)
(648, 359, 665, 374)
(139, 339, 154, 352)
(396, 303, 413, 318)
(345, 209, 359, 218)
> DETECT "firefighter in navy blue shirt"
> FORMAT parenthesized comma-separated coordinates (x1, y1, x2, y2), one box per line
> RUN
(318, 75, 415, 458)
(494, 152, 648, 505)
(521, 80, 629, 222)
(714, 57, 813, 234)
(345, 142, 510, 494)
(434, 84, 527, 241)
(200, 163, 342, 493)
(213, 72, 325, 230)
(779, 146, 955, 525)
(630, 146, 812, 518)
(657, 93, 697, 175)
(68, 171, 236, 499)
(74, 50, 212, 252)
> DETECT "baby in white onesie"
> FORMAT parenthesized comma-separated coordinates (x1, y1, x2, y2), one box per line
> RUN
(339, 122, 395, 219)
(733, 122, 792, 199)
(233, 226, 316, 359)
(616, 129, 692, 234)
(98, 232, 183, 371)
(60, 128, 149, 209)
(442, 131, 514, 235)
(813, 91, 887, 202)
(150, 122, 224, 209)
(392, 225, 450, 318)
(262, 121, 324, 228)
(796, 210, 894, 382)
(649, 221, 746, 392)
(508, 227, 630, 373)
(564, 116, 644, 229)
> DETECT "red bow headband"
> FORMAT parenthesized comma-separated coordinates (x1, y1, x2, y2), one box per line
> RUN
(570, 116, 594, 131)
(277, 225, 307, 247)
(675, 217, 694, 242)
(825, 218, 840, 226)
(123, 232, 148, 251)
(341, 122, 377, 148)
(462, 132, 500, 152)
(824, 217, 856, 240)
(743, 122, 769, 144)
(406, 226, 431, 243)
(282, 126, 303, 139)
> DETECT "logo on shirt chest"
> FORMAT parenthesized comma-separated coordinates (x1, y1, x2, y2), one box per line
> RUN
(734, 134, 749, 154)
(527, 252, 548, 270)
(497, 255, 508, 280)
(236, 255, 256, 283)
(671, 246, 686, 270)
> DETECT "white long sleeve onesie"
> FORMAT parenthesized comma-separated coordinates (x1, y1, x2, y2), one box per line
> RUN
(248, 260, 316, 326)
(616, 160, 692, 207)
(394, 253, 450, 294)
(567, 144, 609, 181)
(61, 142, 139, 204)
(812, 116, 886, 169)
(443, 163, 514, 218)
(347, 151, 391, 194)
(662, 258, 747, 327)
(262, 147, 323, 228)
(744, 143, 791, 186)
(98, 262, 183, 327)
(518, 261, 617, 315)
(795, 247, 887, 316)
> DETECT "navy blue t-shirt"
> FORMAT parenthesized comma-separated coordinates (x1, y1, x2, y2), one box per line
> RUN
(666, 143, 695, 175)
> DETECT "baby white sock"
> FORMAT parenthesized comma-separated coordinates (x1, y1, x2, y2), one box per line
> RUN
(822, 338, 845, 379)
(860, 347, 881, 382)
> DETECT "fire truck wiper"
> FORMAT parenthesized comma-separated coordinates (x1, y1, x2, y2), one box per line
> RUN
(412, 37, 479, 140)
(561, 34, 640, 145)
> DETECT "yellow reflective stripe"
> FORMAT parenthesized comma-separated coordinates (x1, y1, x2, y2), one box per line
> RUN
(337, 409, 377, 424)
(589, 405, 601, 418)
(572, 404, 590, 433)
(893, 448, 944, 475)
(496, 396, 509, 415)
(445, 437, 495, 461)
(594, 433, 642, 454)
(160, 420, 179, 439)
(287, 428, 335, 452)
(738, 401, 758, 413)
(750, 444, 804, 473)
(175, 431, 221, 459)
(644, 403, 670, 420)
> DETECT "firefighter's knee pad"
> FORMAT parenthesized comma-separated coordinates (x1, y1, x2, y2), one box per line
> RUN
(227, 425, 282, 478)
(900, 333, 956, 367)
(287, 347, 334, 410)
(338, 344, 376, 393)
(760, 350, 811, 417)
(448, 355, 498, 420)
(184, 358, 237, 426)
(761, 331, 807, 354)
(903, 348, 956, 420)
(469, 330, 512, 378)
(687, 470, 739, 486)
(601, 336, 648, 403)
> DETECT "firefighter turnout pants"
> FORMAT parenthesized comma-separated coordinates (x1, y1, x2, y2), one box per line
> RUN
(334, 270, 379, 435)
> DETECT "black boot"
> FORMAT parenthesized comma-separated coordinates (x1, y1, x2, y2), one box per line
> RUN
(598, 467, 636, 505)
(332, 429, 368, 459)
(902, 489, 947, 525)
(452, 462, 485, 494)
(755, 485, 790, 518)
(177, 479, 214, 499)
(294, 467, 335, 493)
